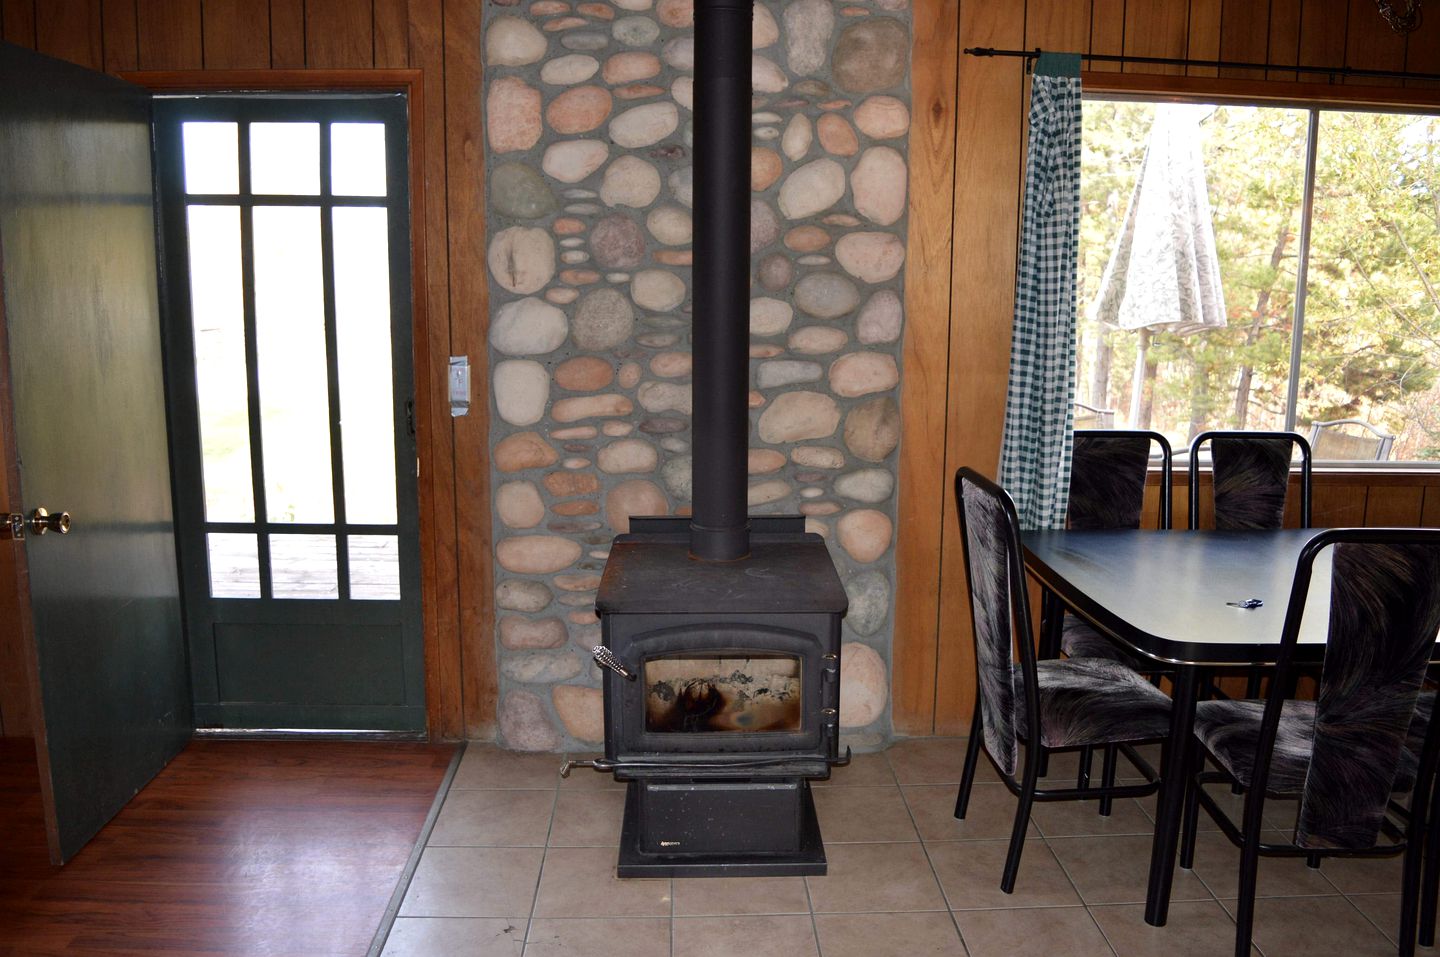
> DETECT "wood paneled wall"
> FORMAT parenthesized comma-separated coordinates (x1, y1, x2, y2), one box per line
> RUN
(0, 0, 491, 741)
(893, 0, 1440, 736)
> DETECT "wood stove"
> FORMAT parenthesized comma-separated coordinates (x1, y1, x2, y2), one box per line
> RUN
(568, 0, 851, 877)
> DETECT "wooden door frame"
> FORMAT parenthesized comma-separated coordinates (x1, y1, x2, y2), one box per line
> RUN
(121, 69, 474, 742)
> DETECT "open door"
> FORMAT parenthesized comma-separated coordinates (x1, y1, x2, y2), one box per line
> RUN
(0, 43, 191, 862)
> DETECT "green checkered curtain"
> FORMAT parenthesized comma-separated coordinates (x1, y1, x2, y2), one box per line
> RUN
(998, 53, 1082, 531)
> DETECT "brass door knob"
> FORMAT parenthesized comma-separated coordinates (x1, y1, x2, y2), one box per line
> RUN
(28, 507, 71, 536)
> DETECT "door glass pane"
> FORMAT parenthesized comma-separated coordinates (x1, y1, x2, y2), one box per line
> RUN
(186, 206, 254, 522)
(207, 533, 260, 598)
(349, 535, 400, 600)
(270, 534, 338, 599)
(250, 122, 320, 195)
(331, 123, 387, 196)
(252, 206, 334, 522)
(182, 122, 239, 194)
(333, 207, 397, 524)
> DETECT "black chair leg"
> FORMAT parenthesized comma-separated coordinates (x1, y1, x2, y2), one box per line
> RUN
(1399, 819, 1424, 957)
(1001, 746, 1042, 894)
(1232, 788, 1268, 957)
(1304, 853, 1320, 870)
(1179, 739, 1203, 870)
(955, 700, 983, 820)
(1419, 778, 1440, 946)
(1098, 745, 1118, 817)
(1077, 745, 1093, 791)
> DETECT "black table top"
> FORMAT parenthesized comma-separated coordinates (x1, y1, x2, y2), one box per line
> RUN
(1023, 528, 1333, 666)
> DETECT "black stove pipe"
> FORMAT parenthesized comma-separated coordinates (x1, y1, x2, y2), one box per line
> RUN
(689, 0, 753, 562)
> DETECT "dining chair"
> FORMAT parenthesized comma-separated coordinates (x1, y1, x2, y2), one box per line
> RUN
(1187, 430, 1312, 531)
(953, 467, 1173, 892)
(1177, 528, 1440, 957)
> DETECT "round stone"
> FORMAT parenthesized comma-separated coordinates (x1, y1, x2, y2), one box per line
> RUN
(784, 0, 835, 75)
(833, 18, 909, 93)
(662, 36, 694, 70)
(494, 431, 558, 471)
(817, 113, 860, 156)
(553, 685, 604, 743)
(785, 225, 831, 252)
(573, 287, 636, 350)
(644, 206, 692, 246)
(792, 445, 845, 469)
(782, 114, 812, 161)
(486, 16, 547, 66)
(555, 356, 615, 391)
(547, 85, 613, 135)
(545, 471, 601, 497)
(613, 0, 653, 9)
(649, 351, 692, 377)
(788, 325, 849, 354)
(757, 253, 792, 291)
(602, 51, 662, 84)
(488, 226, 555, 294)
(837, 509, 892, 563)
(487, 76, 542, 153)
(492, 297, 568, 355)
(606, 479, 669, 532)
(751, 147, 783, 191)
(542, 139, 610, 183)
(600, 155, 661, 207)
(835, 231, 906, 282)
(669, 166, 693, 207)
(829, 352, 900, 398)
(502, 651, 584, 684)
(857, 290, 903, 344)
(631, 269, 686, 311)
(749, 297, 794, 336)
(499, 615, 567, 649)
(852, 147, 908, 226)
(598, 438, 659, 473)
(659, 455, 692, 500)
(672, 76, 693, 110)
(778, 158, 846, 219)
(749, 448, 787, 474)
(854, 95, 910, 138)
(748, 480, 791, 506)
(493, 359, 549, 427)
(552, 394, 634, 422)
(618, 362, 643, 389)
(794, 272, 860, 318)
(656, 0, 693, 26)
(755, 359, 823, 389)
(541, 53, 600, 85)
(753, 3, 779, 47)
(637, 381, 691, 413)
(757, 391, 841, 443)
(588, 213, 646, 270)
(845, 571, 891, 637)
(496, 481, 545, 528)
(499, 690, 560, 751)
(844, 395, 900, 462)
(613, 15, 660, 46)
(839, 642, 887, 727)
(497, 535, 583, 574)
(562, 31, 610, 52)
(496, 578, 552, 612)
(610, 102, 680, 148)
(750, 200, 781, 252)
(490, 162, 557, 220)
(752, 54, 788, 93)
(835, 468, 895, 503)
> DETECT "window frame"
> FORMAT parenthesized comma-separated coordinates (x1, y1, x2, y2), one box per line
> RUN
(1079, 71, 1440, 472)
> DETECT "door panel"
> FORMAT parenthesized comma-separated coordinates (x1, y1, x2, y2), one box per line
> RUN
(0, 42, 190, 862)
(154, 96, 424, 731)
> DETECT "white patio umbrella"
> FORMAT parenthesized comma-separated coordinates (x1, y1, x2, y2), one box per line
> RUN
(1090, 103, 1227, 428)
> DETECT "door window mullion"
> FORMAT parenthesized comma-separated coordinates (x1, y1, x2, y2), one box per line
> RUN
(236, 120, 273, 601)
(1284, 108, 1321, 434)
(319, 122, 352, 601)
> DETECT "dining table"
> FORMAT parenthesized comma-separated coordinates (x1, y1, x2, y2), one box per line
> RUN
(1022, 527, 1337, 928)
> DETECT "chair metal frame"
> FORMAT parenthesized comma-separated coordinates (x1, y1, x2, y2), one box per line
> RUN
(1187, 430, 1313, 531)
(1308, 418, 1396, 462)
(1177, 528, 1440, 957)
(954, 467, 1166, 892)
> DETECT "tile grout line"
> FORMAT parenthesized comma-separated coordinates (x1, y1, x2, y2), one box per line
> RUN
(1035, 816, 1122, 957)
(520, 778, 563, 956)
(889, 748, 972, 955)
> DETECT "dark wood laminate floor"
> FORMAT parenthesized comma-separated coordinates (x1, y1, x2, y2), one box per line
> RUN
(0, 736, 454, 957)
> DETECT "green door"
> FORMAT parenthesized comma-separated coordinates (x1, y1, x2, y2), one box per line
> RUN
(153, 95, 424, 732)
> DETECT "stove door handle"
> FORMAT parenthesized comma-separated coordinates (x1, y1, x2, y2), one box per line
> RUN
(592, 645, 637, 681)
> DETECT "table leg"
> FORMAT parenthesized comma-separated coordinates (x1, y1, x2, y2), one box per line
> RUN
(1038, 588, 1064, 660)
(1145, 663, 1200, 927)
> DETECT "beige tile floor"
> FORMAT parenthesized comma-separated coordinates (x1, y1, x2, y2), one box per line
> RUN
(380, 738, 1424, 956)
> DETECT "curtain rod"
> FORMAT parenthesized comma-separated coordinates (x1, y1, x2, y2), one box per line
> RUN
(963, 47, 1440, 84)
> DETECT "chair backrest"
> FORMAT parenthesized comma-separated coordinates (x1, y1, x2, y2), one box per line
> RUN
(1257, 530, 1440, 851)
(1188, 430, 1312, 530)
(1068, 430, 1173, 531)
(1308, 419, 1395, 462)
(954, 467, 1038, 779)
